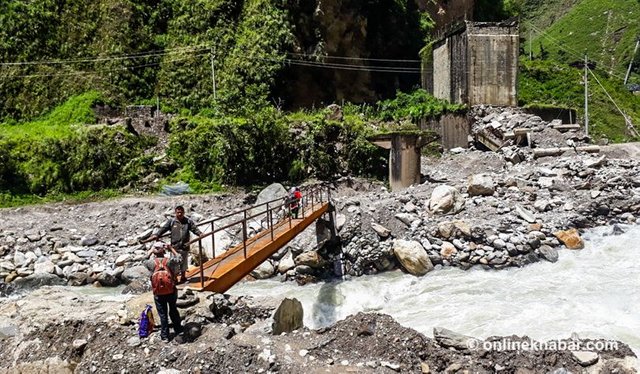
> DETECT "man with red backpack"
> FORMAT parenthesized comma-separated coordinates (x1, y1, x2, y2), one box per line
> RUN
(145, 242, 183, 342)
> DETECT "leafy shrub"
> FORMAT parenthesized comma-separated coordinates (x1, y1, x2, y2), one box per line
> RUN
(375, 89, 465, 122)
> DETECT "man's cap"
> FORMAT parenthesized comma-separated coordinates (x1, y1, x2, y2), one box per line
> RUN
(152, 242, 166, 254)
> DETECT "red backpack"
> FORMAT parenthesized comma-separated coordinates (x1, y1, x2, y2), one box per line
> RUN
(151, 258, 175, 296)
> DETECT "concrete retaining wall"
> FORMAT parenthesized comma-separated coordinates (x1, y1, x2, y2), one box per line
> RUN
(425, 20, 519, 107)
(421, 113, 471, 150)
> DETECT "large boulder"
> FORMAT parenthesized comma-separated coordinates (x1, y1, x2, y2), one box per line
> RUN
(428, 185, 465, 215)
(121, 265, 151, 284)
(392, 240, 433, 276)
(277, 252, 296, 274)
(272, 298, 303, 335)
(96, 271, 121, 287)
(251, 183, 287, 217)
(467, 174, 495, 196)
(294, 251, 325, 268)
(13, 273, 65, 290)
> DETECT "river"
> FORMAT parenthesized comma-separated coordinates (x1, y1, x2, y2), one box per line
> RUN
(229, 224, 640, 353)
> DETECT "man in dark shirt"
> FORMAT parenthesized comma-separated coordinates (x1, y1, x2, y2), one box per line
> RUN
(149, 205, 203, 283)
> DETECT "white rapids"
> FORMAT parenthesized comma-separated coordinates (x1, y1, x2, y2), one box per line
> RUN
(229, 224, 640, 353)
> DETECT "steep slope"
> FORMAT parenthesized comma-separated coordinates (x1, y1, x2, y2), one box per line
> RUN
(524, 0, 639, 82)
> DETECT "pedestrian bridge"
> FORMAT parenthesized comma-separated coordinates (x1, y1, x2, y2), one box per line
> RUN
(178, 185, 332, 293)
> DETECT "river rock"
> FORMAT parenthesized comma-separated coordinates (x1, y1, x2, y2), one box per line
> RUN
(251, 183, 287, 216)
(433, 327, 476, 350)
(294, 251, 324, 268)
(272, 298, 303, 335)
(97, 271, 121, 287)
(467, 174, 495, 196)
(572, 351, 599, 366)
(80, 236, 99, 246)
(13, 273, 65, 289)
(121, 265, 151, 283)
(72, 339, 88, 350)
(440, 242, 457, 259)
(538, 245, 558, 262)
(515, 205, 536, 223)
(115, 254, 133, 266)
(553, 228, 584, 249)
(371, 222, 391, 238)
(76, 250, 99, 258)
(121, 279, 151, 295)
(251, 261, 275, 279)
(13, 252, 28, 268)
(335, 214, 346, 232)
(277, 252, 295, 274)
(394, 213, 415, 226)
(438, 222, 455, 239)
(34, 260, 55, 274)
(429, 185, 464, 215)
(392, 240, 433, 276)
(10, 357, 74, 374)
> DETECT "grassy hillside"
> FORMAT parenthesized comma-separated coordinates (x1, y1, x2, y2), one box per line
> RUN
(518, 0, 640, 141)
(525, 0, 640, 81)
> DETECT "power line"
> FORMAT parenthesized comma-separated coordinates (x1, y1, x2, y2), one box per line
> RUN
(0, 45, 210, 67)
(526, 22, 628, 81)
(2, 52, 210, 78)
(587, 65, 639, 137)
(251, 56, 422, 74)
(285, 52, 421, 63)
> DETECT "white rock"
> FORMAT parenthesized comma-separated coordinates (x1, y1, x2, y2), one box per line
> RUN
(34, 260, 55, 274)
(571, 351, 599, 366)
(115, 254, 132, 266)
(393, 240, 433, 276)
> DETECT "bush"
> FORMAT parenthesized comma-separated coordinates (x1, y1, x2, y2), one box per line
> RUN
(1, 126, 152, 195)
(376, 89, 465, 122)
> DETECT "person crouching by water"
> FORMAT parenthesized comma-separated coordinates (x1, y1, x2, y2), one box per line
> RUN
(145, 242, 182, 342)
(149, 205, 203, 284)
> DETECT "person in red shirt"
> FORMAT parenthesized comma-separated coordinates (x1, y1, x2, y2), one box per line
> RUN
(289, 187, 303, 219)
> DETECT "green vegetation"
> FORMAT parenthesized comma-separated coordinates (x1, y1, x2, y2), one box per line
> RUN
(0, 92, 154, 205)
(518, 0, 640, 141)
(1, 0, 640, 208)
(376, 89, 466, 122)
(0, 89, 451, 206)
(0, 91, 102, 140)
(524, 0, 640, 82)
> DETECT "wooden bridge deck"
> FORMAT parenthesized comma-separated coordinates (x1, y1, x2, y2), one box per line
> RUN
(181, 202, 330, 293)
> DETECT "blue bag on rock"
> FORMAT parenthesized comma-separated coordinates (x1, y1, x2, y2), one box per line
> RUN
(138, 304, 155, 338)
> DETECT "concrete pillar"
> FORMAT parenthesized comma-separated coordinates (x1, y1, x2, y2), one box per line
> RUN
(370, 133, 430, 191)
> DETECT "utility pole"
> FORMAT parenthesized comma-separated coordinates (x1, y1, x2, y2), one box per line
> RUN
(211, 46, 217, 100)
(624, 37, 639, 85)
(584, 53, 589, 137)
(529, 29, 532, 60)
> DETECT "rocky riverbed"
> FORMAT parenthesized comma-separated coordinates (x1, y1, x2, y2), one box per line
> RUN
(1, 107, 640, 372)
(0, 286, 637, 373)
(2, 144, 639, 291)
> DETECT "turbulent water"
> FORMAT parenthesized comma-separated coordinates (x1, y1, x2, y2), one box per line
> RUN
(230, 224, 640, 353)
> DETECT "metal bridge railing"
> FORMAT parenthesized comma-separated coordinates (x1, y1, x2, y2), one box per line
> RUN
(153, 184, 331, 288)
